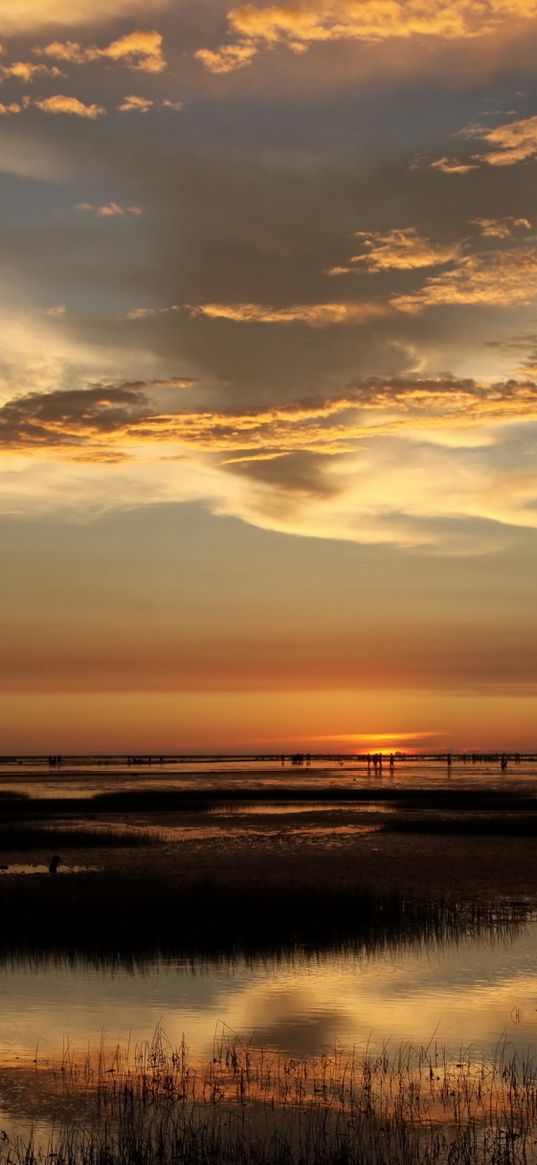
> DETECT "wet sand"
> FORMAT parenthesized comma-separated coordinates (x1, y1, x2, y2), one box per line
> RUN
(2, 811, 537, 902)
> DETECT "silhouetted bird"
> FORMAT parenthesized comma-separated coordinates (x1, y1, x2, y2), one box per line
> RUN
(49, 855, 60, 874)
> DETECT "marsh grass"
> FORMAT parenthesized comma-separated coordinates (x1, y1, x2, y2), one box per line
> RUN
(0, 825, 158, 851)
(4, 1028, 537, 1164)
(5, 787, 537, 818)
(0, 862, 526, 962)
(386, 814, 537, 836)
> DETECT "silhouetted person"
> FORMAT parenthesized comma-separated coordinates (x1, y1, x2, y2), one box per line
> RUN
(49, 855, 60, 874)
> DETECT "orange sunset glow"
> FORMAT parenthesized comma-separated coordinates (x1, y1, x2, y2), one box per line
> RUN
(5, 12, 537, 1160)
(1, 0, 537, 752)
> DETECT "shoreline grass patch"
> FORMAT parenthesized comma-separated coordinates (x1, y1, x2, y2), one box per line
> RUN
(3, 1029, 537, 1164)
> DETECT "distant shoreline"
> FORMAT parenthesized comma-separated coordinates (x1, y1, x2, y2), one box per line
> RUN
(1, 751, 537, 764)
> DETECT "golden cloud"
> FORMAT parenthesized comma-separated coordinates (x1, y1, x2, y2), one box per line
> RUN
(0, 102, 22, 115)
(327, 228, 461, 276)
(3, 375, 537, 459)
(471, 216, 532, 238)
(462, 113, 537, 166)
(36, 29, 166, 74)
(430, 156, 479, 174)
(196, 0, 537, 73)
(117, 94, 183, 112)
(148, 378, 198, 388)
(392, 247, 537, 312)
(33, 94, 105, 118)
(103, 29, 165, 72)
(127, 304, 180, 319)
(194, 43, 259, 74)
(76, 201, 143, 216)
(0, 1, 169, 35)
(186, 301, 387, 326)
(0, 61, 64, 82)
(117, 94, 153, 112)
(4, 376, 537, 550)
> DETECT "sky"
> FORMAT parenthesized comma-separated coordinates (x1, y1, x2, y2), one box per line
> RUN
(1, 0, 537, 753)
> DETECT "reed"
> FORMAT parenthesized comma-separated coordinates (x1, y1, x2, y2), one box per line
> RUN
(0, 864, 525, 963)
(0, 825, 157, 850)
(4, 1028, 537, 1164)
(386, 813, 537, 836)
(5, 786, 537, 818)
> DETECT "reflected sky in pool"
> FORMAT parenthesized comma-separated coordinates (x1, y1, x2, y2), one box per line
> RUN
(1, 920, 536, 1070)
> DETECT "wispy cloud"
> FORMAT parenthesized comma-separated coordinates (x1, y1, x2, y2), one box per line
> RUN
(485, 332, 537, 378)
(35, 29, 166, 75)
(0, 62, 64, 83)
(117, 94, 153, 112)
(126, 304, 180, 320)
(461, 113, 537, 166)
(195, 0, 537, 73)
(4, 375, 537, 455)
(186, 301, 387, 326)
(194, 43, 259, 75)
(392, 247, 537, 312)
(4, 376, 537, 550)
(0, 1, 169, 36)
(433, 113, 537, 172)
(33, 94, 106, 118)
(117, 94, 182, 112)
(326, 228, 461, 276)
(471, 216, 532, 238)
(75, 201, 143, 216)
(430, 156, 479, 174)
(0, 89, 181, 121)
(44, 305, 67, 317)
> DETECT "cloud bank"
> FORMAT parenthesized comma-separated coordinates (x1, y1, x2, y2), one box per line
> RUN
(196, 0, 537, 72)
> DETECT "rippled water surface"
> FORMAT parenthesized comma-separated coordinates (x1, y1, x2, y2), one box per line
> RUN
(0, 921, 536, 1070)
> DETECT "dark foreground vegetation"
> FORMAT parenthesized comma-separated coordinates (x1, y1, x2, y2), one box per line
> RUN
(0, 860, 527, 964)
(3, 1029, 537, 1164)
(0, 825, 156, 850)
(5, 785, 537, 815)
(386, 813, 537, 835)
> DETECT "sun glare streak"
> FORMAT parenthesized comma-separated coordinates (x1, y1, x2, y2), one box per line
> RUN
(304, 732, 446, 753)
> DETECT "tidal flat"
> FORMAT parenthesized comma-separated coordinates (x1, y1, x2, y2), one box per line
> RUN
(1, 757, 537, 1163)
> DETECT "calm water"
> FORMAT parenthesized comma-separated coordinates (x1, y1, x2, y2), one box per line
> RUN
(2, 925, 536, 1148)
(1, 923, 537, 1071)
